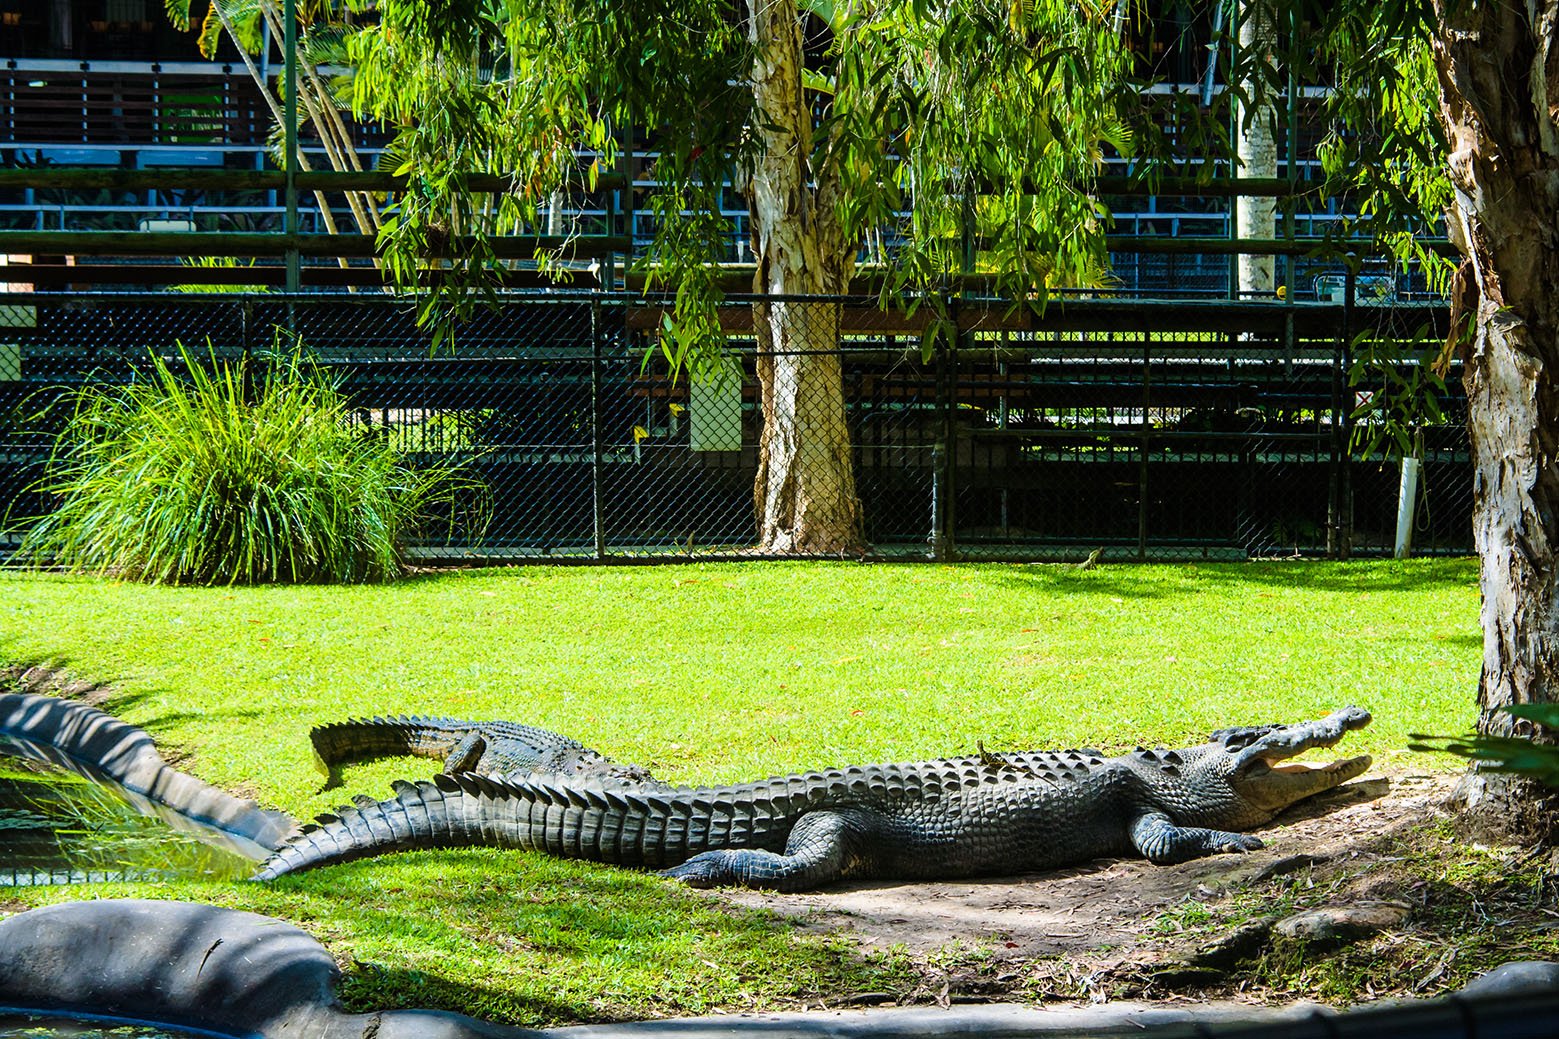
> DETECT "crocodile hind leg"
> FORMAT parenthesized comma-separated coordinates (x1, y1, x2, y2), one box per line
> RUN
(442, 731, 487, 773)
(1129, 811, 1263, 864)
(660, 810, 870, 892)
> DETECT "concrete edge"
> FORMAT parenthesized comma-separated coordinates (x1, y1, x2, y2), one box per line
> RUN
(3, 900, 1559, 1039)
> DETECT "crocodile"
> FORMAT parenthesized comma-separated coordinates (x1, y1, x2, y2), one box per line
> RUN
(256, 706, 1373, 890)
(309, 715, 663, 788)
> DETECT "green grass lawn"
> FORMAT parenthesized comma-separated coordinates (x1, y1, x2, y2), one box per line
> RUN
(0, 558, 1482, 1023)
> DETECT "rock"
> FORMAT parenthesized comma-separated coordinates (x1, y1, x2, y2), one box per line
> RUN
(1460, 961, 1559, 997)
(1180, 917, 1277, 969)
(1273, 903, 1408, 947)
(1147, 965, 1229, 988)
(0, 899, 340, 1034)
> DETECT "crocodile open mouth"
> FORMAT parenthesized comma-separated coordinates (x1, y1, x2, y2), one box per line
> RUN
(1269, 757, 1368, 774)
(1233, 707, 1373, 774)
(1238, 752, 1373, 812)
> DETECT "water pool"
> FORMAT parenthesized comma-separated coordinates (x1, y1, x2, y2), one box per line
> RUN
(0, 740, 257, 886)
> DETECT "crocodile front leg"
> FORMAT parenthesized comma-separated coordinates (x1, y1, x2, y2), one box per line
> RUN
(661, 811, 867, 892)
(1129, 811, 1264, 864)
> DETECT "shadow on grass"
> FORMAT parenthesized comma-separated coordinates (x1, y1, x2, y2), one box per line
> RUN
(982, 557, 1476, 599)
(337, 961, 589, 1027)
(2, 652, 101, 698)
(1, 654, 271, 751)
(1237, 822, 1559, 1003)
(129, 706, 271, 735)
(263, 848, 895, 1027)
(1383, 631, 1481, 650)
(1269, 776, 1392, 826)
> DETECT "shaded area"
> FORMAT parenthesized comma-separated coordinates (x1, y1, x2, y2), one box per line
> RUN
(0, 688, 298, 886)
(713, 773, 1408, 967)
(0, 292, 1469, 564)
(0, 900, 538, 1039)
(0, 1009, 242, 1039)
(983, 557, 1476, 600)
(4, 899, 1559, 1039)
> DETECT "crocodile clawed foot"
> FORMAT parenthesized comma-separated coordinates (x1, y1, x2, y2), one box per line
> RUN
(1220, 834, 1264, 853)
(660, 858, 723, 888)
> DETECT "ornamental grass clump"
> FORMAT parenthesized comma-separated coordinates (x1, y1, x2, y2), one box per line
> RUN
(20, 347, 476, 584)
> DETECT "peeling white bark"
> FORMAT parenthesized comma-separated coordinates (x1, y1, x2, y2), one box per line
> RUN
(745, 0, 862, 553)
(1435, 0, 1559, 839)
(1235, 0, 1277, 298)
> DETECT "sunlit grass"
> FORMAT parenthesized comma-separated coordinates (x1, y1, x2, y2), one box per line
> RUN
(0, 558, 1481, 1023)
(0, 559, 1478, 818)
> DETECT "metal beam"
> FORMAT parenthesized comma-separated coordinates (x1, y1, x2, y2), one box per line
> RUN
(0, 231, 632, 259)
(1105, 235, 1458, 256)
(1094, 176, 1317, 198)
(625, 297, 1447, 336)
(0, 169, 627, 192)
(0, 169, 1329, 201)
(0, 262, 603, 289)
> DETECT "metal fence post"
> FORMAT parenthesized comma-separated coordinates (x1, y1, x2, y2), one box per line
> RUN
(1340, 263, 1356, 558)
(240, 297, 256, 403)
(241, 298, 253, 363)
(1138, 334, 1151, 561)
(930, 295, 955, 561)
(591, 296, 607, 560)
(947, 301, 961, 562)
(1329, 262, 1358, 559)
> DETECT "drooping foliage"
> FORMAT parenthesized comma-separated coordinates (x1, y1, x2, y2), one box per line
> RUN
(1305, 0, 1451, 286)
(160, 1, 1459, 321)
(1196, 0, 1455, 465)
(327, 0, 1135, 365)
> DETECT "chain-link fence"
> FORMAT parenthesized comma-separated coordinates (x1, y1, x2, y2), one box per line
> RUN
(0, 290, 1467, 564)
(948, 296, 1466, 561)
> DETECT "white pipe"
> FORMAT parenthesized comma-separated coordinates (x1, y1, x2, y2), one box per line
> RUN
(1394, 455, 1422, 558)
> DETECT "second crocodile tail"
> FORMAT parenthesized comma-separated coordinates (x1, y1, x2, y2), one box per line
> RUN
(309, 716, 467, 778)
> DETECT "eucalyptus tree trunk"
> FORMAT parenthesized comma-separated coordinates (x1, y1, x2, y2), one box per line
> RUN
(744, 0, 863, 554)
(1234, 0, 1277, 298)
(1434, 0, 1559, 842)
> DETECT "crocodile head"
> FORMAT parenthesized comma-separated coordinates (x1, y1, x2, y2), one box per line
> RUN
(1175, 706, 1373, 828)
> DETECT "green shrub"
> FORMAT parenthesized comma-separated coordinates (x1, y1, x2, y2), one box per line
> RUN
(18, 346, 480, 584)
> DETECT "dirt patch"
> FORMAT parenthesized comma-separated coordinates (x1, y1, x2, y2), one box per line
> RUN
(710, 770, 1458, 1001)
(5, 663, 116, 707)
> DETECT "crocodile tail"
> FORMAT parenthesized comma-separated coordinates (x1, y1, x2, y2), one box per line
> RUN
(308, 716, 466, 776)
(253, 773, 795, 880)
(254, 774, 503, 880)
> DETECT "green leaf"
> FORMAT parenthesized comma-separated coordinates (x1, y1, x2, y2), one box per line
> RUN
(801, 67, 836, 96)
